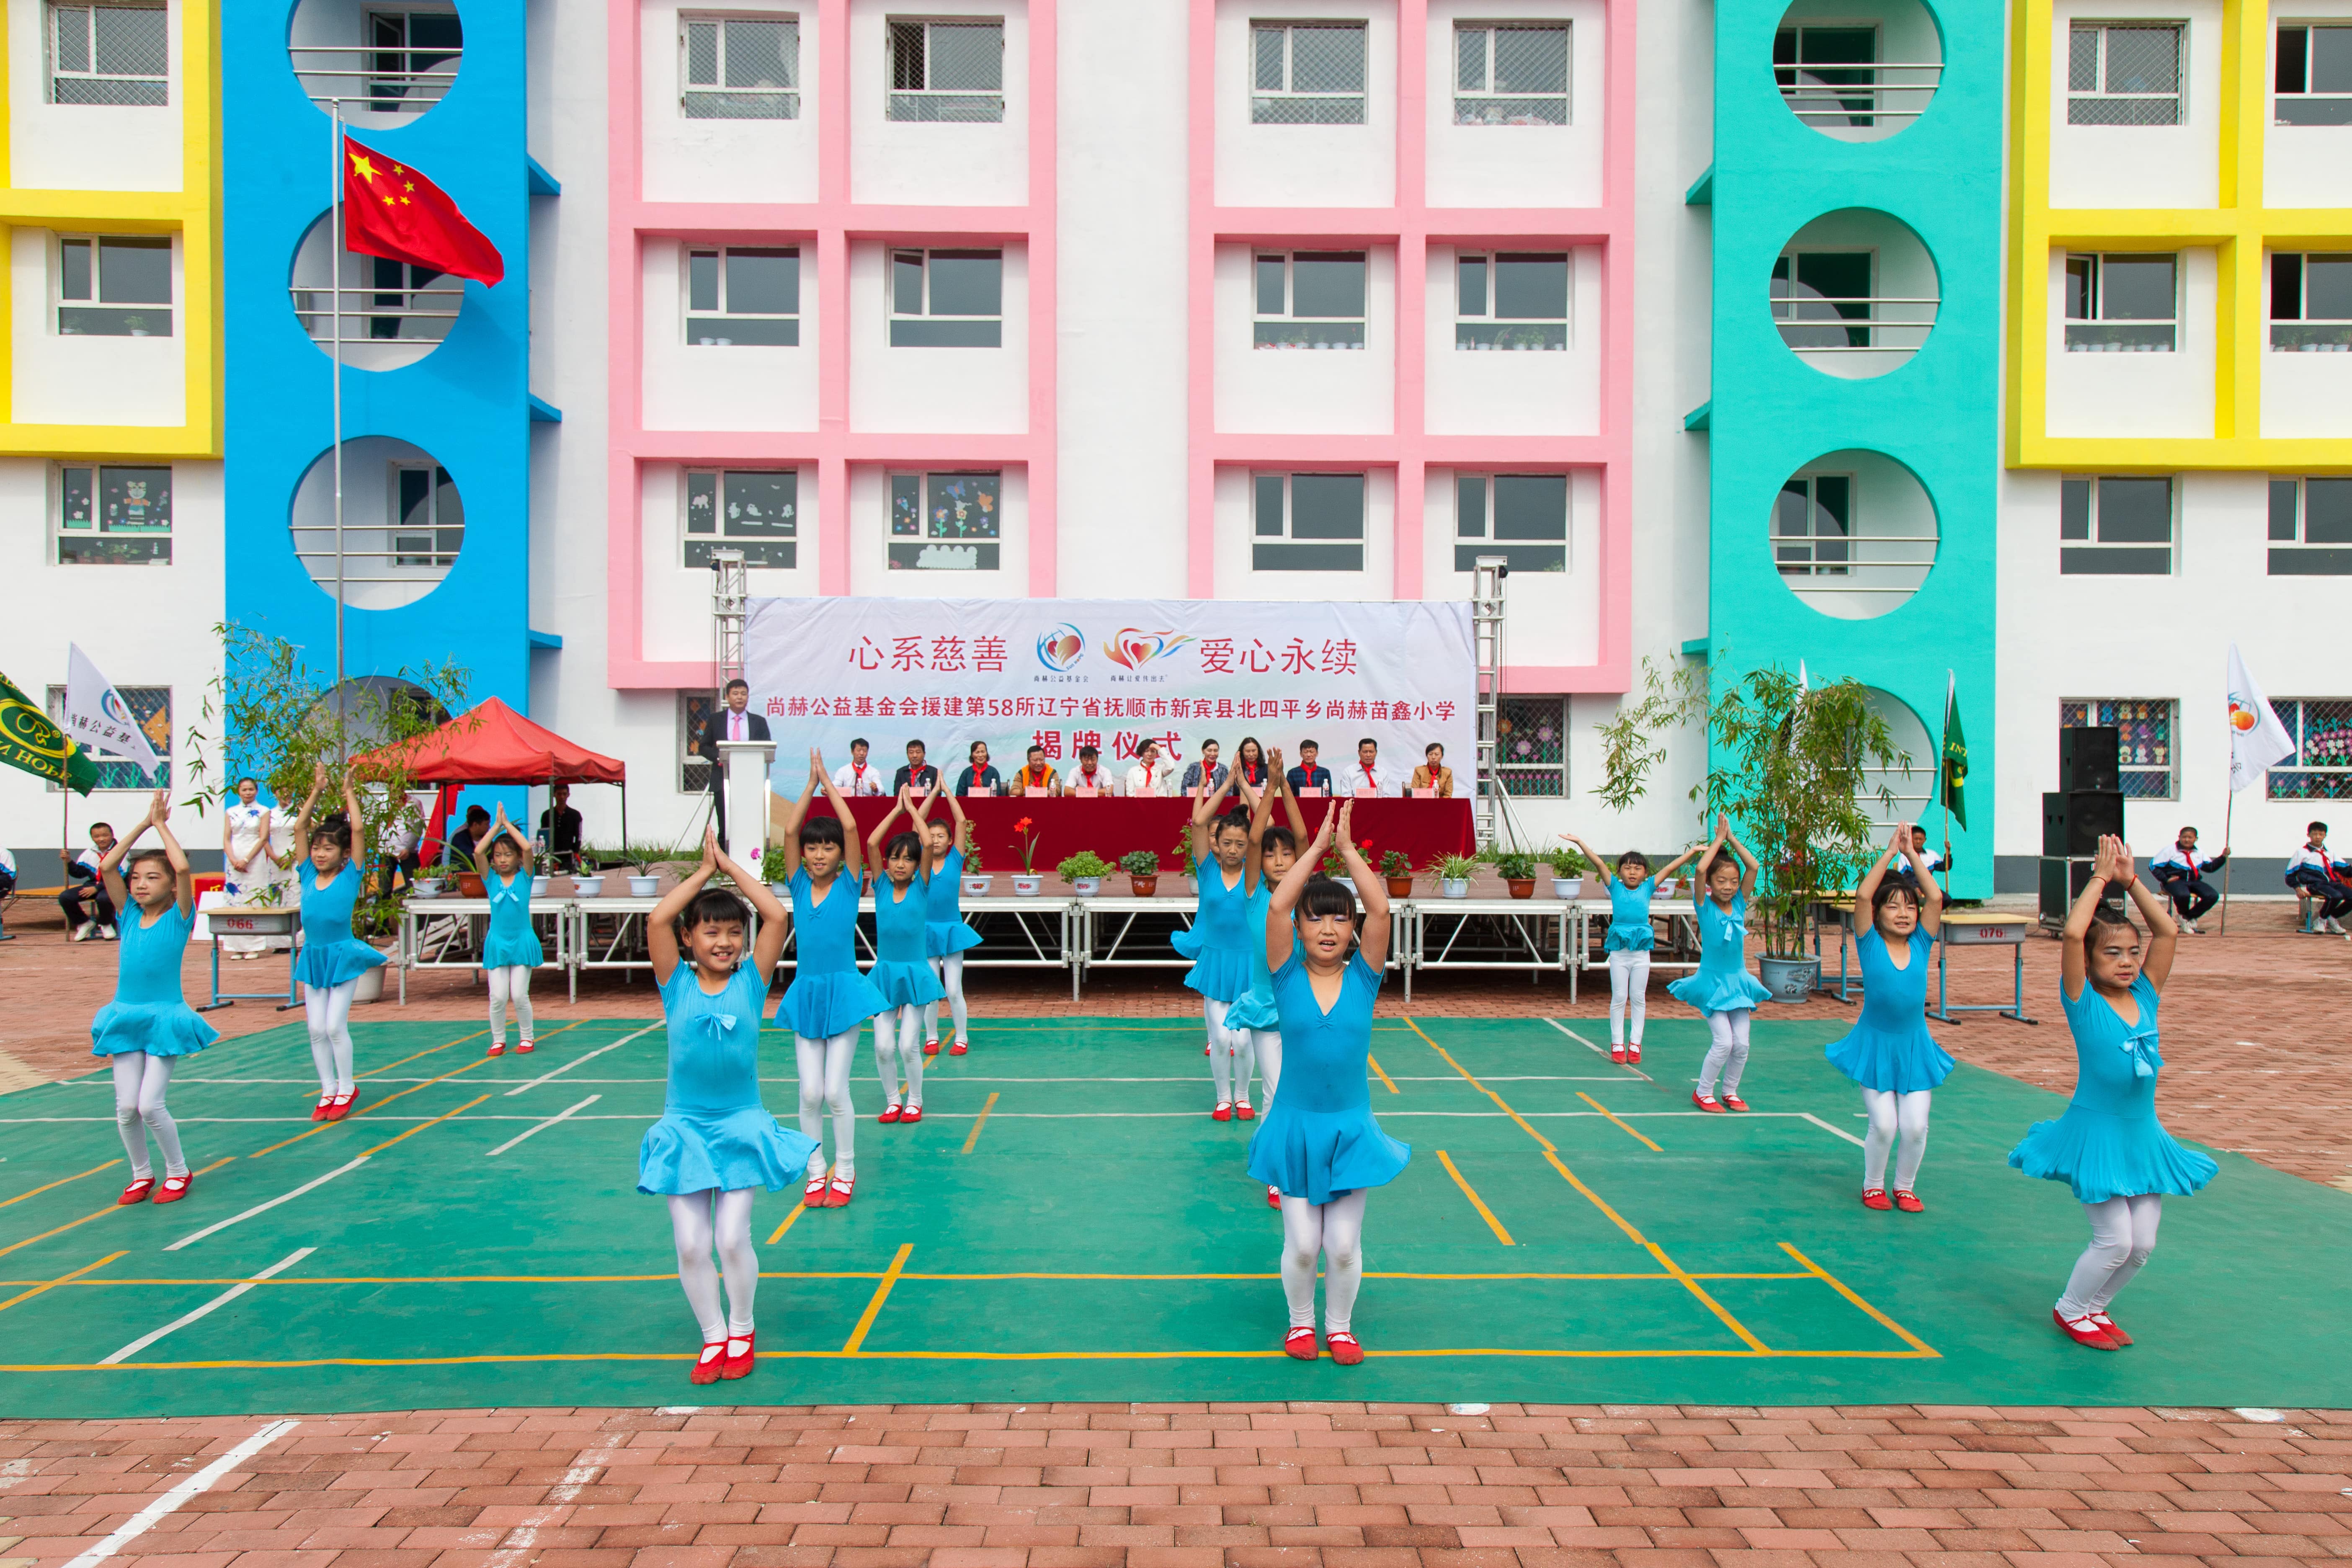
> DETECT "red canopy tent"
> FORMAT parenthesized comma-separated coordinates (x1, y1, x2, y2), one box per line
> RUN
(351, 696, 629, 858)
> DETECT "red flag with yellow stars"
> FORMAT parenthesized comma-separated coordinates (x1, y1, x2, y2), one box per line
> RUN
(341, 136, 504, 286)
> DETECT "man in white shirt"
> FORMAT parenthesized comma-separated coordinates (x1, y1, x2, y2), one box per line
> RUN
(1065, 745, 1114, 796)
(1342, 737, 1388, 798)
(832, 738, 887, 797)
(1123, 739, 1175, 798)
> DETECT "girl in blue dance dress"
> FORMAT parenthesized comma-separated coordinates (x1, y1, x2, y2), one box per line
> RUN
(918, 789, 980, 1055)
(1825, 823, 1957, 1212)
(480, 805, 543, 1057)
(2012, 834, 2215, 1352)
(867, 784, 947, 1123)
(1228, 750, 1308, 1207)
(89, 790, 215, 1206)
(1247, 800, 1410, 1367)
(1559, 831, 1705, 1065)
(643, 826, 813, 1385)
(1669, 815, 1773, 1112)
(1174, 768, 1262, 1120)
(291, 763, 388, 1122)
(777, 750, 888, 1209)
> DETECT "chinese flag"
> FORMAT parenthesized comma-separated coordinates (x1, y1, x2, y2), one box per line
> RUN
(341, 135, 504, 286)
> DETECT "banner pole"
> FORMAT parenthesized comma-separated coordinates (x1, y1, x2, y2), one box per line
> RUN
(2220, 780, 2235, 935)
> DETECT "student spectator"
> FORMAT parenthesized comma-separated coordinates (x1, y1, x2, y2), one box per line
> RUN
(1012, 745, 1058, 795)
(1124, 739, 1176, 798)
(0, 845, 16, 942)
(60, 821, 119, 941)
(1287, 740, 1334, 797)
(954, 741, 1004, 797)
(892, 739, 939, 794)
(447, 805, 491, 869)
(1342, 738, 1389, 798)
(698, 678, 771, 840)
(832, 739, 887, 797)
(2150, 826, 2228, 934)
(1409, 743, 1455, 798)
(537, 783, 585, 870)
(2285, 821, 2352, 934)
(1893, 825, 1946, 887)
(1180, 739, 1230, 796)
(1065, 745, 1112, 796)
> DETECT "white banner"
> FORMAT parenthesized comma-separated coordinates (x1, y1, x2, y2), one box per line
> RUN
(742, 597, 1478, 790)
(64, 642, 160, 770)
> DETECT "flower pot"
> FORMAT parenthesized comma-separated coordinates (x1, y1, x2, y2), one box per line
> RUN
(1553, 877, 1585, 899)
(1385, 875, 1415, 898)
(1072, 877, 1103, 896)
(1012, 875, 1042, 896)
(1759, 954, 1820, 1004)
(628, 875, 660, 897)
(1129, 875, 1159, 897)
(962, 874, 993, 896)
(1505, 878, 1537, 900)
(571, 875, 604, 897)
(1441, 877, 1470, 899)
(529, 875, 549, 898)
(456, 872, 485, 898)
(353, 961, 388, 1005)
(769, 881, 793, 901)
(1656, 878, 1678, 897)
(413, 878, 445, 898)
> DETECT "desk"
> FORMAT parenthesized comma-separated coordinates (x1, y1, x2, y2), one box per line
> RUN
(1931, 910, 2038, 1025)
(1811, 899, 1863, 1003)
(1410, 897, 1571, 1002)
(196, 906, 299, 1013)
(400, 896, 575, 1004)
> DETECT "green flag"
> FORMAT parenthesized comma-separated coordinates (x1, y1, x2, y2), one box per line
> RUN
(0, 670, 98, 795)
(1940, 672, 1968, 832)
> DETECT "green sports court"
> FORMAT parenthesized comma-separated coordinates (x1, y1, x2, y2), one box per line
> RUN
(1, 1013, 2345, 1418)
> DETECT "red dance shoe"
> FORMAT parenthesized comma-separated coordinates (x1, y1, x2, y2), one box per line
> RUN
(2090, 1312, 2133, 1346)
(1720, 1094, 1750, 1113)
(1628, 1043, 1642, 1063)
(1266, 1185, 1282, 1210)
(924, 1039, 942, 1056)
(118, 1178, 155, 1206)
(804, 1173, 829, 1207)
(825, 1173, 855, 1208)
(689, 1339, 727, 1385)
(1610, 1046, 1627, 1063)
(1325, 1330, 1365, 1366)
(1892, 1189, 1924, 1213)
(1235, 1100, 1255, 1120)
(1284, 1325, 1318, 1360)
(901, 1104, 923, 1123)
(152, 1173, 193, 1205)
(1692, 1091, 1725, 1114)
(721, 1331, 756, 1380)
(879, 1101, 903, 1123)
(949, 1039, 967, 1056)
(1212, 1101, 1234, 1122)
(1860, 1187, 1893, 1211)
(2053, 1308, 2119, 1350)
(325, 1092, 355, 1122)
(310, 1096, 331, 1122)
(515, 1039, 535, 1055)
(486, 1041, 506, 1057)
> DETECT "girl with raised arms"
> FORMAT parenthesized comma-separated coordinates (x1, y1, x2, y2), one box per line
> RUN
(291, 763, 388, 1122)
(1667, 814, 1772, 1112)
(479, 805, 542, 1057)
(1558, 830, 1705, 1065)
(864, 782, 948, 1123)
(1174, 766, 1261, 1119)
(919, 786, 981, 1055)
(1824, 822, 1955, 1211)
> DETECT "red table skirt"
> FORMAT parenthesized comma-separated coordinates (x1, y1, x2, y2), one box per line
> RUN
(771, 795, 1475, 877)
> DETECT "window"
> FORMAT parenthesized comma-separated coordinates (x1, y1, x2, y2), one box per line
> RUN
(2060, 475, 2173, 574)
(686, 469, 797, 568)
(48, 2, 165, 105)
(2269, 698, 2352, 798)
(890, 471, 1000, 570)
(1496, 695, 1566, 797)
(2269, 477, 2352, 575)
(57, 464, 170, 565)
(1253, 472, 1364, 571)
(360, 257, 449, 341)
(1255, 251, 1366, 349)
(2061, 700, 2178, 799)
(890, 249, 1001, 347)
(1453, 23, 1567, 124)
(2269, 251, 2352, 350)
(1251, 21, 1366, 123)
(682, 15, 798, 118)
(887, 18, 1003, 121)
(57, 234, 170, 337)
(1774, 474, 1851, 576)
(2064, 252, 2176, 351)
(679, 691, 716, 792)
(1456, 475, 1565, 572)
(1773, 250, 1874, 350)
(45, 685, 170, 790)
(1456, 252, 1567, 350)
(391, 464, 464, 569)
(2276, 24, 2352, 124)
(1775, 26, 1879, 128)
(687, 247, 799, 345)
(366, 9, 461, 113)
(2068, 23, 2182, 124)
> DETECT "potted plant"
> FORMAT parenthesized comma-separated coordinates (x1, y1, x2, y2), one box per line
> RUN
(1547, 843, 1591, 899)
(1173, 826, 1197, 890)
(1495, 850, 1540, 899)
(1434, 853, 1478, 898)
(1010, 816, 1043, 895)
(1057, 850, 1114, 896)
(1379, 848, 1414, 899)
(1119, 849, 1161, 897)
(960, 830, 992, 896)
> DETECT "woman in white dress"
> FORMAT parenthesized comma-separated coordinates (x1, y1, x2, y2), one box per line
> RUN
(220, 777, 279, 959)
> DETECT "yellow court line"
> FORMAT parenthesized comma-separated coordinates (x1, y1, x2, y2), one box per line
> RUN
(0, 1161, 121, 1210)
(0, 1268, 1823, 1287)
(0, 1252, 124, 1314)
(766, 1199, 811, 1246)
(1365, 1053, 1398, 1093)
(842, 1242, 914, 1354)
(361, 1093, 493, 1158)
(1576, 1091, 1662, 1152)
(255, 1035, 490, 1157)
(1403, 1018, 1558, 1150)
(1780, 1242, 1939, 1357)
(0, 1157, 234, 1261)
(960, 1091, 999, 1153)
(1436, 1151, 1515, 1246)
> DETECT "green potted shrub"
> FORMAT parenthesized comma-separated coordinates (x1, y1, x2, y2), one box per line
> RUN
(1495, 850, 1540, 899)
(1057, 849, 1114, 896)
(761, 843, 791, 900)
(1547, 843, 1592, 899)
(1379, 848, 1414, 899)
(1434, 852, 1478, 898)
(1119, 849, 1161, 897)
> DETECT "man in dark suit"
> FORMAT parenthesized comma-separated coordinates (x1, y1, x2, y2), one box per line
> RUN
(699, 678, 771, 840)
(891, 738, 939, 794)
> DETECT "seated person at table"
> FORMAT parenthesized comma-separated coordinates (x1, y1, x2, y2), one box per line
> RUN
(953, 741, 1004, 798)
(2285, 821, 2352, 934)
(60, 822, 119, 941)
(1181, 739, 1230, 796)
(1287, 741, 1334, 797)
(1342, 738, 1389, 798)
(1011, 745, 1057, 795)
(446, 805, 491, 869)
(538, 783, 586, 871)
(1125, 739, 1176, 798)
(892, 739, 939, 795)
(1065, 745, 1113, 795)
(2150, 826, 2228, 933)
(1409, 743, 1454, 798)
(1893, 825, 1945, 885)
(832, 738, 888, 798)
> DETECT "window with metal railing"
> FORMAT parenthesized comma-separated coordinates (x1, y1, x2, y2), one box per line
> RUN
(682, 15, 799, 118)
(1773, 25, 1939, 133)
(2061, 700, 2177, 798)
(1256, 251, 1366, 349)
(1495, 696, 1566, 797)
(45, 685, 170, 790)
(1455, 252, 1566, 350)
(2268, 698, 2352, 799)
(2269, 477, 2352, 575)
(2275, 24, 2352, 124)
(1455, 475, 1566, 573)
(48, 1, 165, 105)
(1773, 250, 1874, 350)
(687, 247, 799, 346)
(2269, 251, 2352, 351)
(290, 7, 461, 113)
(686, 469, 797, 569)
(389, 463, 464, 570)
(1453, 22, 1566, 124)
(1774, 474, 1852, 576)
(2065, 251, 2177, 351)
(2068, 22, 2182, 125)
(56, 463, 171, 566)
(887, 18, 1003, 121)
(1251, 21, 1366, 123)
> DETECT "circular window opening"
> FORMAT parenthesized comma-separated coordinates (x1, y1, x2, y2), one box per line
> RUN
(290, 438, 465, 611)
(1857, 687, 1934, 832)
(1772, 207, 1939, 379)
(1772, 448, 1937, 620)
(289, 0, 462, 124)
(288, 210, 461, 371)
(1773, 0, 1941, 142)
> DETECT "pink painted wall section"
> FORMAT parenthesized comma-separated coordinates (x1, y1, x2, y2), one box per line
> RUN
(608, 0, 1060, 689)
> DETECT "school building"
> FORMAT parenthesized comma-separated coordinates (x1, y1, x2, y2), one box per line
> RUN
(1, 0, 2346, 892)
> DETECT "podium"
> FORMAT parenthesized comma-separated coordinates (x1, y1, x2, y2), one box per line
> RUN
(718, 739, 776, 870)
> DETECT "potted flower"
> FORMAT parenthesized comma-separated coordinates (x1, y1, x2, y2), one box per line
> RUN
(1120, 849, 1161, 897)
(1011, 816, 1042, 895)
(961, 830, 991, 896)
(1057, 850, 1114, 897)
(1434, 852, 1478, 898)
(1495, 850, 1540, 899)
(1547, 843, 1591, 899)
(1173, 826, 1197, 890)
(761, 843, 792, 901)
(1379, 848, 1414, 899)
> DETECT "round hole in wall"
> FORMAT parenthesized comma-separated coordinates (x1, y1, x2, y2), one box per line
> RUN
(1857, 686, 1935, 832)
(287, 209, 462, 371)
(1770, 207, 1939, 379)
(1772, 0, 1942, 142)
(289, 437, 465, 612)
(1770, 448, 1938, 620)
(289, 0, 463, 124)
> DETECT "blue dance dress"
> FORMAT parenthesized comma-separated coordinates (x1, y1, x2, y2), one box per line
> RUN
(1824, 927, 1955, 1092)
(1603, 877, 1658, 952)
(1667, 893, 1772, 1015)
(777, 867, 886, 1038)
(481, 869, 544, 969)
(91, 903, 217, 1059)
(2008, 973, 2217, 1205)
(1176, 859, 1256, 1003)
(1222, 882, 1279, 1034)
(639, 963, 820, 1195)
(1245, 951, 1411, 1204)
(291, 863, 388, 989)
(923, 848, 983, 958)
(869, 874, 946, 1009)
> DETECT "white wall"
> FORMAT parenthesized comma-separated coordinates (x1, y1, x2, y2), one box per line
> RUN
(1424, 242, 1599, 433)
(10, 228, 185, 427)
(1777, 208, 1939, 383)
(848, 0, 1028, 206)
(2264, 0, 2352, 206)
(2262, 345, 2352, 438)
(1424, 0, 1606, 207)
(640, 239, 819, 432)
(2048, 0, 2220, 209)
(640, 0, 819, 205)
(1210, 462, 1395, 601)
(1214, 242, 1393, 434)
(846, 462, 1028, 594)
(848, 239, 1028, 432)
(8, 0, 183, 191)
(1215, 0, 1397, 209)
(2044, 245, 2215, 438)
(1421, 465, 1600, 667)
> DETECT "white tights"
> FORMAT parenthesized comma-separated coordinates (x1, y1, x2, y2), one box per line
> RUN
(1607, 950, 1650, 1045)
(1205, 998, 1261, 1103)
(487, 965, 534, 1047)
(923, 954, 968, 1045)
(1280, 1190, 1368, 1332)
(1698, 1008, 1751, 1095)
(666, 1187, 758, 1343)
(2058, 1194, 2164, 1318)
(1861, 1088, 1932, 1191)
(872, 1004, 926, 1107)
(796, 1029, 858, 1177)
(111, 1053, 186, 1181)
(303, 977, 359, 1097)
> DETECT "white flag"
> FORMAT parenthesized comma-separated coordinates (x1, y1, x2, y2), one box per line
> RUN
(2226, 642, 2294, 793)
(63, 642, 160, 772)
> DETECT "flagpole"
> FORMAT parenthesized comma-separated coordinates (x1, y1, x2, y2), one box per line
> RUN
(330, 101, 347, 762)
(2219, 772, 2235, 935)
(1939, 671, 1953, 899)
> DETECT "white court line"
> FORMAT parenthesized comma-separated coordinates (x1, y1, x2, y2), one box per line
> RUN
(60, 1418, 299, 1568)
(1542, 1019, 1657, 1084)
(1801, 1111, 1868, 1147)
(101, 1248, 315, 1364)
(166, 1157, 369, 1251)
(486, 1095, 601, 1157)
(504, 1026, 659, 1097)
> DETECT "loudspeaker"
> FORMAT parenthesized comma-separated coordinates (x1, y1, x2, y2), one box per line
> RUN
(2042, 790, 2125, 856)
(2060, 726, 2121, 793)
(2038, 856, 2129, 924)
